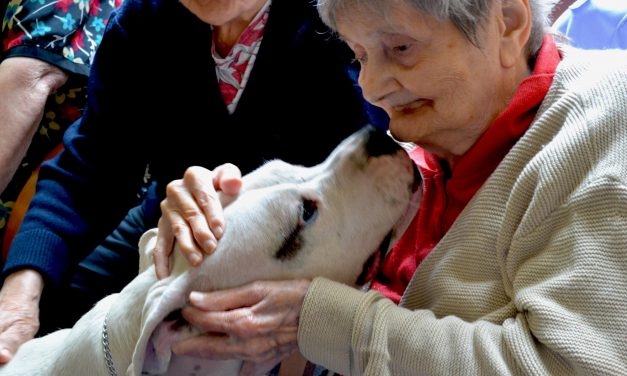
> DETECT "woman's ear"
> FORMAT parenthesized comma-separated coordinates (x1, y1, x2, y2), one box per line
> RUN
(499, 0, 532, 68)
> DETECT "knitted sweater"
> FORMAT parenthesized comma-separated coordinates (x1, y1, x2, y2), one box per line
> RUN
(298, 46, 627, 375)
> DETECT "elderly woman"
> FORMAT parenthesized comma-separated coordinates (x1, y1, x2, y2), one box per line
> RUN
(156, 0, 627, 374)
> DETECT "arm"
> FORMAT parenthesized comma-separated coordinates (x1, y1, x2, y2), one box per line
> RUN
(0, 0, 151, 362)
(3, 0, 154, 286)
(0, 0, 118, 362)
(0, 0, 124, 194)
(0, 57, 67, 193)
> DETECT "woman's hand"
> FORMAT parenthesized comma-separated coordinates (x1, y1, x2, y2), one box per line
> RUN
(173, 279, 310, 376)
(153, 164, 243, 279)
(0, 269, 44, 363)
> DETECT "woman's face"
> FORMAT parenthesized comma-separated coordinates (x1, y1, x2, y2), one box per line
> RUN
(336, 1, 529, 161)
(180, 0, 266, 26)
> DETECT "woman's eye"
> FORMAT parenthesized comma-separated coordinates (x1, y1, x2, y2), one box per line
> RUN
(393, 44, 411, 54)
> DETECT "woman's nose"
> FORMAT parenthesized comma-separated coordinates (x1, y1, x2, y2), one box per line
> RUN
(357, 56, 394, 108)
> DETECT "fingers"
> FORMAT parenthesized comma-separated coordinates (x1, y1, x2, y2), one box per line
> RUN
(0, 348, 12, 364)
(164, 168, 217, 255)
(172, 327, 298, 362)
(213, 163, 243, 198)
(173, 280, 309, 363)
(239, 347, 300, 376)
(187, 279, 309, 312)
(184, 165, 225, 248)
(156, 183, 204, 273)
(153, 217, 175, 279)
(170, 164, 242, 253)
(187, 281, 271, 311)
(182, 280, 308, 336)
(154, 164, 243, 277)
(0, 318, 39, 364)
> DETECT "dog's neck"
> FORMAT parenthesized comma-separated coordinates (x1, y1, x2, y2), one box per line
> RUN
(102, 310, 120, 376)
(100, 271, 159, 374)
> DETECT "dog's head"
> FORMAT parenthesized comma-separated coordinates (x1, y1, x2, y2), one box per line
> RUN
(132, 125, 421, 375)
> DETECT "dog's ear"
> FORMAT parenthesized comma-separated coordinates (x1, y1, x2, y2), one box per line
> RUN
(137, 228, 159, 273)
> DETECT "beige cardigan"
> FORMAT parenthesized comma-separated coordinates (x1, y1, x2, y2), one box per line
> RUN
(298, 46, 627, 375)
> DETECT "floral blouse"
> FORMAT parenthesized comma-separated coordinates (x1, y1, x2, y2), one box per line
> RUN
(0, 0, 122, 252)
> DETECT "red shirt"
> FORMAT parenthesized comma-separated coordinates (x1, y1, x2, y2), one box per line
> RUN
(371, 36, 562, 303)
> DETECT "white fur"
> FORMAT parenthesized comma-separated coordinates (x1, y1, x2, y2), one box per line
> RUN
(0, 126, 420, 376)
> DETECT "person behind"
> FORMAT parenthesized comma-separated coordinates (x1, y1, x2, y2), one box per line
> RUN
(0, 0, 383, 364)
(153, 0, 627, 374)
(552, 0, 627, 49)
(0, 0, 123, 362)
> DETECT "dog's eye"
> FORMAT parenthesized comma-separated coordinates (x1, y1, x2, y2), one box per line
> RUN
(302, 199, 318, 224)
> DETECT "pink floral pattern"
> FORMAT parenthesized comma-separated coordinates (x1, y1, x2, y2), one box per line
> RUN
(213, 0, 270, 113)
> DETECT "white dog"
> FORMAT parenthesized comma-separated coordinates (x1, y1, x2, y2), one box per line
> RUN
(0, 125, 420, 376)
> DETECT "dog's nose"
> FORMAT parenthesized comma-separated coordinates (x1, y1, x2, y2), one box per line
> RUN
(361, 125, 421, 192)
(363, 125, 403, 157)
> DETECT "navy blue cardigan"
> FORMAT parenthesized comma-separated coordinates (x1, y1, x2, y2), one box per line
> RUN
(3, 0, 384, 285)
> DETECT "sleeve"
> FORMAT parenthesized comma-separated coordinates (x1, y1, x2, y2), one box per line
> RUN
(1, 0, 122, 75)
(2, 0, 155, 285)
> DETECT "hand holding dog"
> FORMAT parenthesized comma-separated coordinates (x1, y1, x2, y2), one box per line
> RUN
(154, 163, 308, 374)
(0, 270, 43, 363)
(173, 280, 309, 376)
(153, 164, 243, 279)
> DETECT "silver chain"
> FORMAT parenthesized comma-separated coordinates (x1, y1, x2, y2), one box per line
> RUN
(102, 311, 119, 376)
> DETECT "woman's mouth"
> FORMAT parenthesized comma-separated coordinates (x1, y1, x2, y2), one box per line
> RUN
(391, 99, 431, 114)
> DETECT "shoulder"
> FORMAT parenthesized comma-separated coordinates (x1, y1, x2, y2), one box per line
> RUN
(550, 46, 627, 101)
(535, 47, 627, 175)
(547, 46, 627, 123)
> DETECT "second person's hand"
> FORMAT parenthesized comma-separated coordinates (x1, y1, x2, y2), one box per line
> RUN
(172, 279, 310, 376)
(0, 269, 44, 364)
(153, 164, 243, 279)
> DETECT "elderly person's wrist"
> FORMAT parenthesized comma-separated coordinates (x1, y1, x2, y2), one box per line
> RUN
(298, 277, 378, 374)
(1, 269, 44, 301)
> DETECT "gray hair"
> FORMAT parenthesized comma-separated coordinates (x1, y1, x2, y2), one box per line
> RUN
(317, 0, 556, 56)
